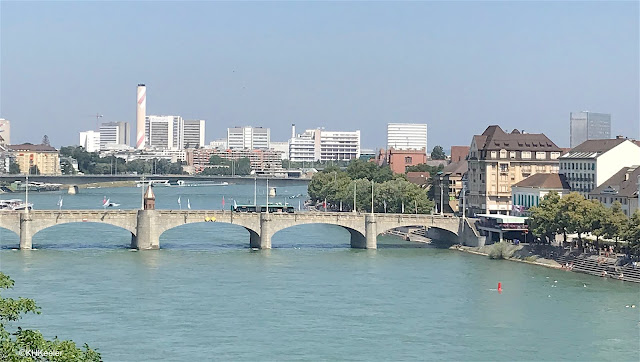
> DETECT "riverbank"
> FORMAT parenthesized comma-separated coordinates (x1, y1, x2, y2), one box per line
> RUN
(451, 243, 640, 284)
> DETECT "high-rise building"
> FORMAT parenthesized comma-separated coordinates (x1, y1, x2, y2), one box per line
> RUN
(99, 122, 130, 149)
(289, 129, 360, 162)
(387, 123, 428, 153)
(79, 131, 101, 152)
(570, 111, 611, 148)
(227, 126, 270, 149)
(183, 120, 205, 148)
(466, 126, 562, 216)
(145, 115, 183, 150)
(0, 119, 10, 145)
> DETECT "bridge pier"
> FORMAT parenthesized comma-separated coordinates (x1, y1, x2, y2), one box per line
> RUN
(248, 228, 261, 249)
(348, 228, 367, 249)
(257, 213, 272, 249)
(133, 210, 160, 250)
(19, 213, 33, 250)
(364, 214, 377, 249)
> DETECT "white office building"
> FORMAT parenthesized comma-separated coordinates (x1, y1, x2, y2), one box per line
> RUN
(289, 128, 360, 162)
(387, 123, 428, 152)
(99, 121, 130, 149)
(183, 120, 205, 148)
(559, 138, 640, 196)
(79, 131, 101, 152)
(570, 111, 611, 148)
(145, 115, 183, 150)
(227, 126, 270, 149)
(269, 141, 289, 160)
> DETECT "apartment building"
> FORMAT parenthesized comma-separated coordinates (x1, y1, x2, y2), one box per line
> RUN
(558, 138, 640, 196)
(588, 166, 640, 216)
(289, 129, 360, 162)
(7, 143, 61, 175)
(466, 126, 562, 216)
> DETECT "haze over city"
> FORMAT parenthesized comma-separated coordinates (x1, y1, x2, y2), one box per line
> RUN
(1, 1, 638, 149)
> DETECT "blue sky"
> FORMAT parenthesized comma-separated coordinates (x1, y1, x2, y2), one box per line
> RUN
(1, 1, 638, 150)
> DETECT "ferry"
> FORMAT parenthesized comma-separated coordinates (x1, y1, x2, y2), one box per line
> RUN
(175, 180, 229, 187)
(232, 203, 295, 213)
(136, 180, 170, 188)
(0, 199, 33, 211)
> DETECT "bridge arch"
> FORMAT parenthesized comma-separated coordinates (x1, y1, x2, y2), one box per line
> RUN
(31, 222, 136, 249)
(158, 221, 260, 249)
(270, 223, 366, 248)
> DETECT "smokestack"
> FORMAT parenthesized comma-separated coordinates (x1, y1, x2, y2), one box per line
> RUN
(136, 84, 146, 149)
(291, 123, 296, 139)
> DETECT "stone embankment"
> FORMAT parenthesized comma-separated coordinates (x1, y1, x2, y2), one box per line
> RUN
(451, 243, 640, 284)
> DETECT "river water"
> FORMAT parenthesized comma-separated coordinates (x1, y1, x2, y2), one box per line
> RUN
(0, 184, 638, 361)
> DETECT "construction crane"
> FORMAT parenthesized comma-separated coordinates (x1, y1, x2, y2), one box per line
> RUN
(85, 113, 103, 131)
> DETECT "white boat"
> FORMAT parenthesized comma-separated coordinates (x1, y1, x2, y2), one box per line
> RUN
(136, 180, 170, 187)
(175, 180, 229, 187)
(0, 199, 33, 211)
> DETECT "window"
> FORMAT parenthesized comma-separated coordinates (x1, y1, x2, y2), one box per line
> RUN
(491, 151, 497, 159)
(522, 151, 531, 159)
(579, 163, 583, 170)
(500, 149, 507, 158)
(551, 152, 561, 159)
(536, 152, 546, 160)
(404, 156, 412, 163)
(499, 164, 509, 172)
(510, 151, 516, 159)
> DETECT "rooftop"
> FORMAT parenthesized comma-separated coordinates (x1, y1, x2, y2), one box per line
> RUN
(589, 166, 640, 198)
(560, 139, 633, 159)
(472, 125, 560, 152)
(512, 173, 570, 190)
(441, 160, 468, 176)
(7, 143, 58, 152)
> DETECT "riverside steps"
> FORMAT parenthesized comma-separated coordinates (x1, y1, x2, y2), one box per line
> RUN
(0, 210, 466, 250)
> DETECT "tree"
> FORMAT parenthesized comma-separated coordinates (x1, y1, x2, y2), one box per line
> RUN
(529, 191, 562, 243)
(41, 135, 50, 146)
(8, 161, 20, 174)
(28, 165, 40, 175)
(602, 201, 628, 243)
(0, 272, 101, 361)
(430, 145, 446, 160)
(624, 210, 640, 255)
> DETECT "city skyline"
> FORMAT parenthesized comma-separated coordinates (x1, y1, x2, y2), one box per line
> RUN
(1, 1, 638, 149)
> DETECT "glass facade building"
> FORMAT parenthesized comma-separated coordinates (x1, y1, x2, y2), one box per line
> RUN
(570, 111, 611, 148)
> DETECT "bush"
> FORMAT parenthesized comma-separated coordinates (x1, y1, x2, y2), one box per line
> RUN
(488, 242, 516, 259)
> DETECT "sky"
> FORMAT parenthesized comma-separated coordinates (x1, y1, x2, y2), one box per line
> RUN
(1, 1, 638, 151)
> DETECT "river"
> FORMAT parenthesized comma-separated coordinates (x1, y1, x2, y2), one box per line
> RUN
(0, 184, 638, 361)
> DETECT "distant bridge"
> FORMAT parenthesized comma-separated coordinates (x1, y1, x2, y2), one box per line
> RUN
(0, 210, 464, 250)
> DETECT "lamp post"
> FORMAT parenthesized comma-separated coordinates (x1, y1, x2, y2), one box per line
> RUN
(265, 178, 269, 214)
(25, 172, 29, 215)
(371, 179, 374, 215)
(353, 182, 356, 213)
(440, 175, 444, 216)
(462, 181, 466, 220)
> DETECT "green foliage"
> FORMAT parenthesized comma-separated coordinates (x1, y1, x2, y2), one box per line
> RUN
(430, 145, 446, 160)
(0, 273, 101, 361)
(602, 202, 628, 242)
(405, 163, 444, 174)
(8, 161, 20, 175)
(28, 165, 40, 175)
(488, 242, 517, 259)
(529, 191, 561, 243)
(624, 210, 640, 254)
(59, 146, 184, 175)
(307, 160, 434, 213)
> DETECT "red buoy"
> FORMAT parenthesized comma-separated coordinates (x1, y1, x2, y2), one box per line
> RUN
(498, 282, 502, 293)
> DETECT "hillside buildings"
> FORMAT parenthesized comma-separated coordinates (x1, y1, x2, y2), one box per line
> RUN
(79, 131, 101, 152)
(99, 122, 130, 149)
(558, 138, 640, 196)
(466, 125, 562, 216)
(387, 123, 427, 153)
(227, 126, 270, 150)
(570, 111, 611, 148)
(7, 143, 61, 175)
(289, 128, 360, 162)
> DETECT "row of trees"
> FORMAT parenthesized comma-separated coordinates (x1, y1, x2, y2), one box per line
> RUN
(529, 191, 640, 254)
(308, 159, 435, 213)
(59, 146, 185, 175)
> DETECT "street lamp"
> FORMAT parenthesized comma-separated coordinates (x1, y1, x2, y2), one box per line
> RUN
(440, 175, 444, 216)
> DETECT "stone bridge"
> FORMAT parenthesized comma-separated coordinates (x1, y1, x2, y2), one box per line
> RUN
(0, 210, 461, 250)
